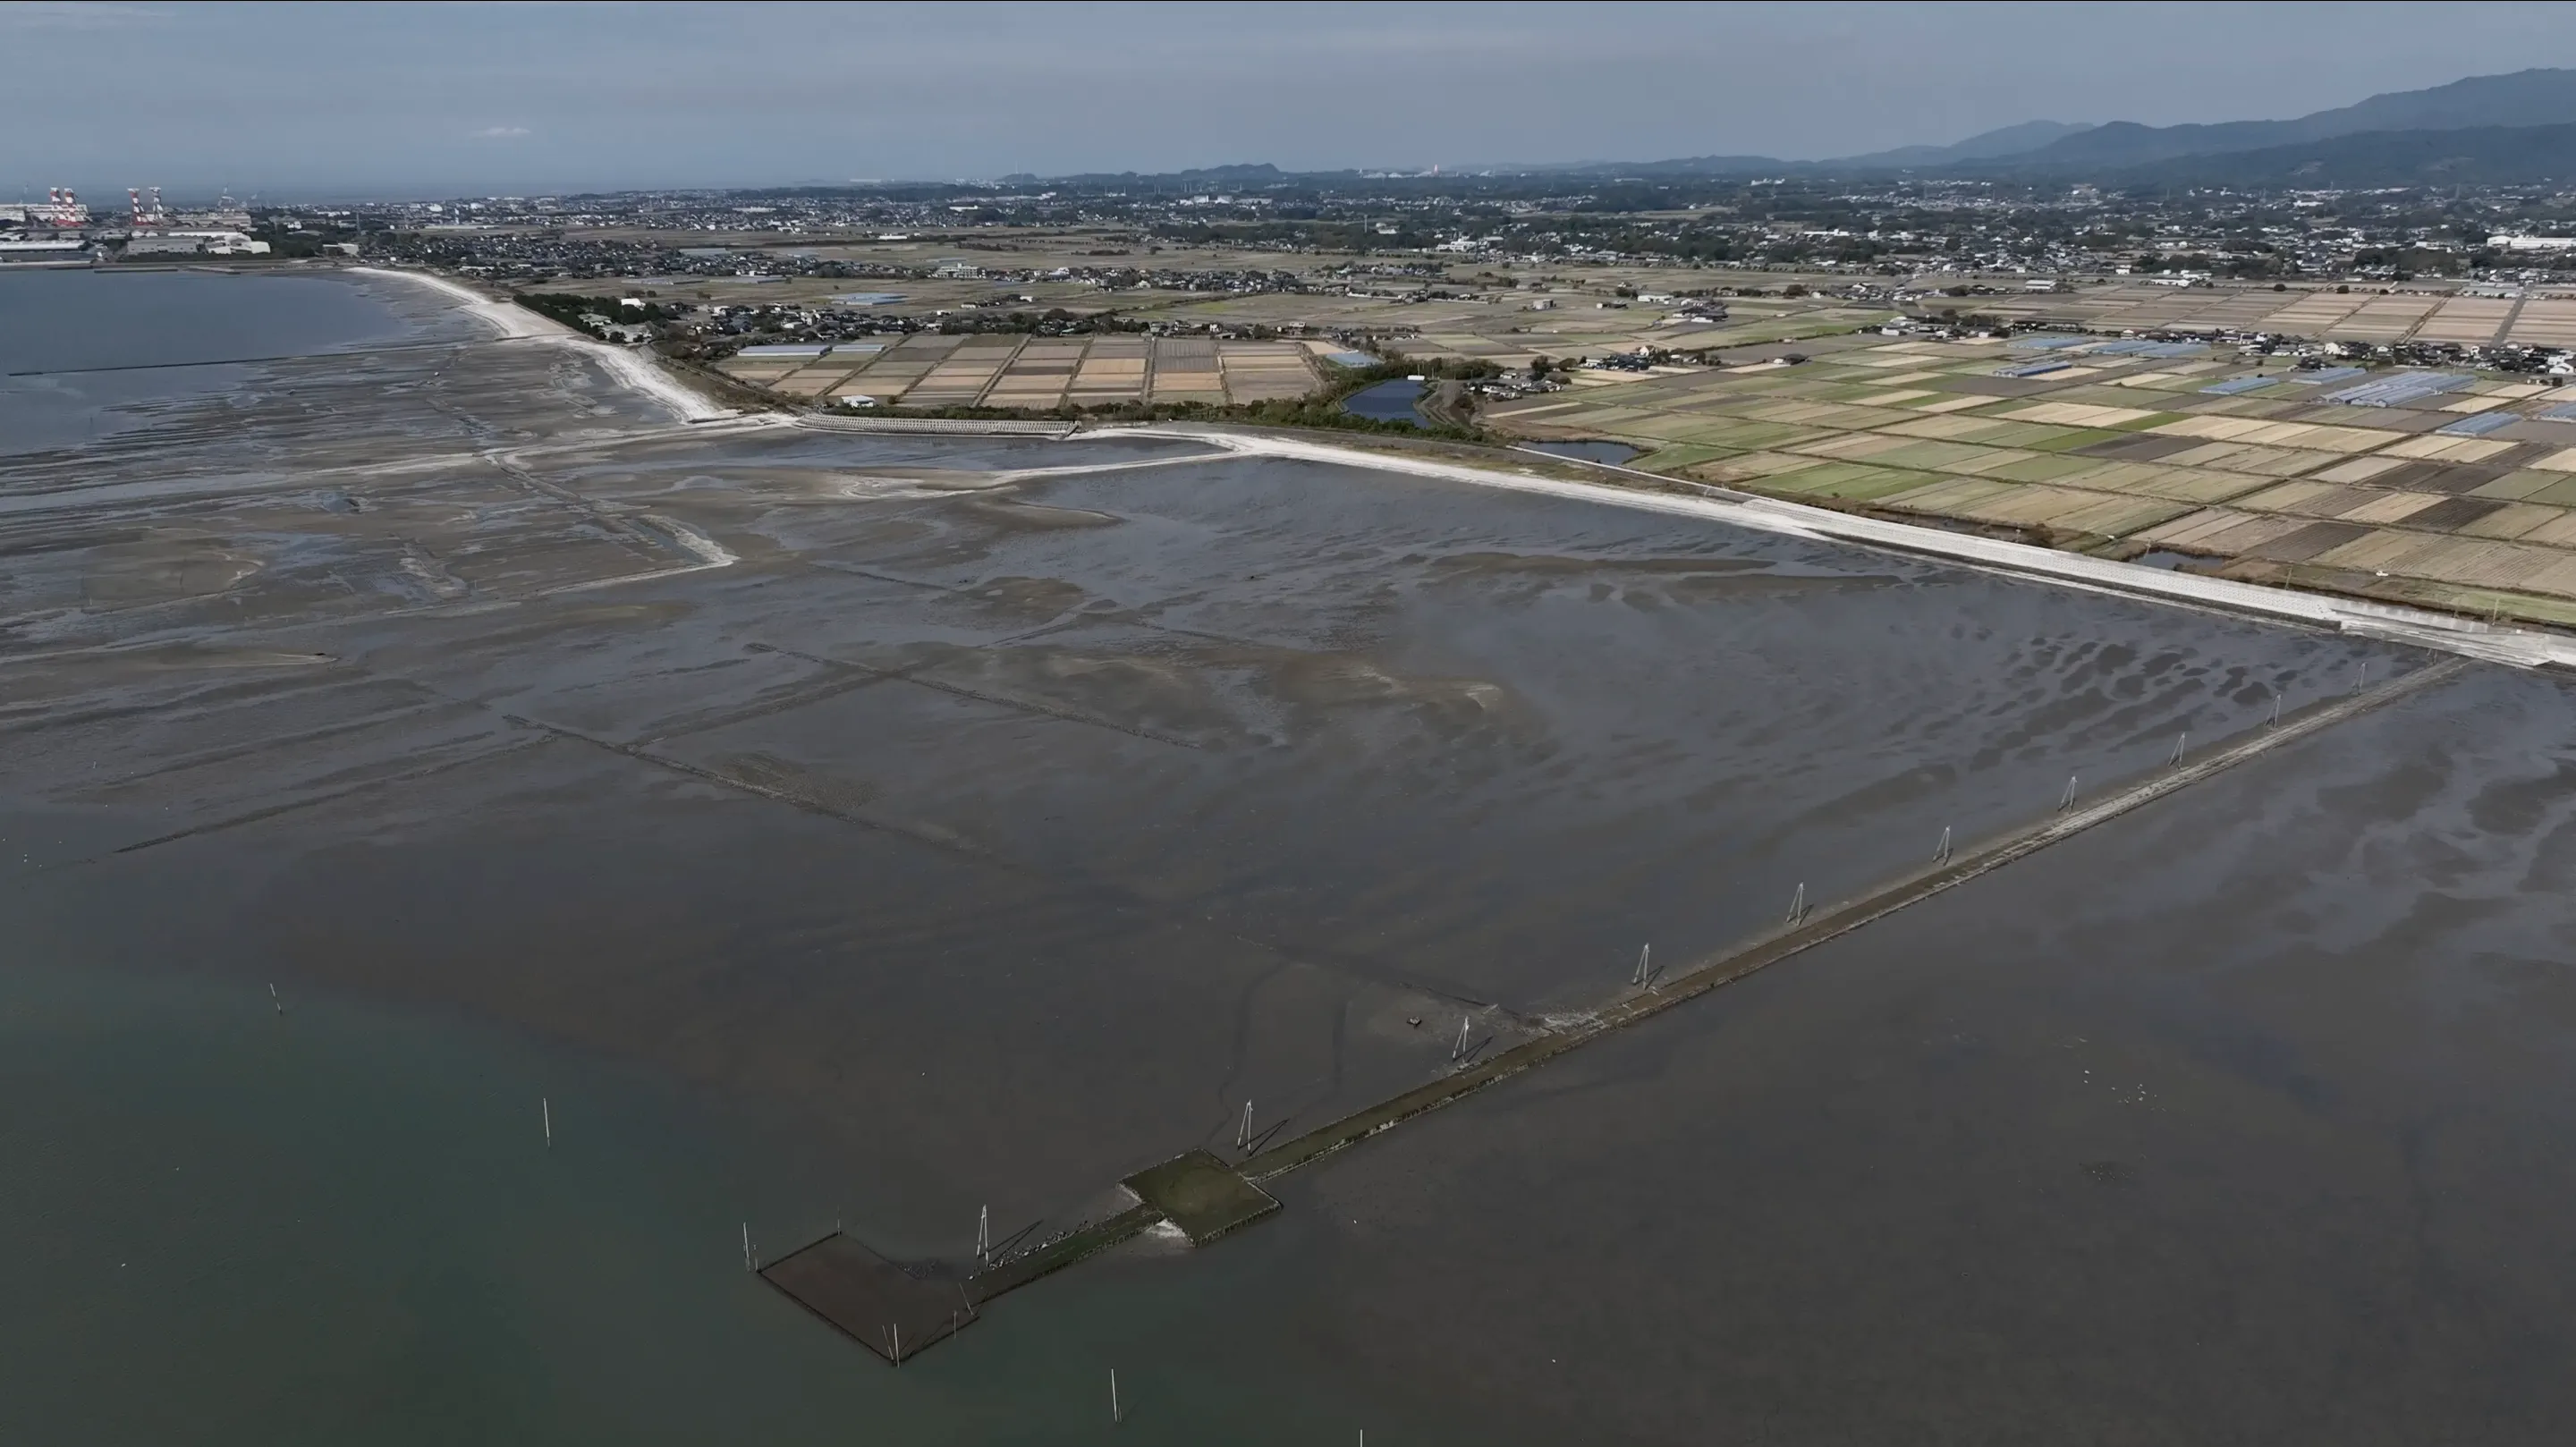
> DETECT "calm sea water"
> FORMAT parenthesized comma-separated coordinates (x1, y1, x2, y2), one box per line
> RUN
(0, 269, 420, 454)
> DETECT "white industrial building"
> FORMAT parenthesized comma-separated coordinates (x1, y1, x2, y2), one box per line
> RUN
(2490, 233, 2576, 252)
(0, 237, 92, 265)
(123, 230, 272, 257)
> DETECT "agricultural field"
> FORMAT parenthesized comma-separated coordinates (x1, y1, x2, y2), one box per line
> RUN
(1487, 332, 2576, 624)
(716, 334, 1333, 408)
(1987, 278, 2576, 350)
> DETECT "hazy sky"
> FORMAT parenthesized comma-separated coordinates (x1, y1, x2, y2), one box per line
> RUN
(13, 1, 2576, 198)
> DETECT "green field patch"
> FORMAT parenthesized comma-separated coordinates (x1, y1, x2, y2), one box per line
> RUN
(1746, 401, 1902, 430)
(1727, 375, 1842, 396)
(2471, 470, 2566, 501)
(1869, 440, 2003, 471)
(1757, 460, 1878, 488)
(1823, 467, 1951, 501)
(1944, 420, 2058, 446)
(1124, 1151, 1279, 1245)
(1704, 368, 1809, 390)
(1674, 418, 1823, 450)
(2042, 385, 2151, 407)
(1603, 411, 1732, 442)
(1712, 451, 1833, 479)
(1877, 476, 2018, 512)
(1826, 405, 1926, 431)
(1894, 417, 2022, 443)
(2020, 427, 2127, 453)
(1629, 443, 1740, 474)
(2411, 584, 2576, 628)
(1666, 418, 1782, 445)
(1986, 452, 2110, 484)
(2048, 495, 2195, 537)
(1758, 463, 1944, 501)
(1790, 381, 1899, 402)
(1535, 405, 1664, 430)
(1668, 399, 1802, 427)
(2132, 469, 2276, 504)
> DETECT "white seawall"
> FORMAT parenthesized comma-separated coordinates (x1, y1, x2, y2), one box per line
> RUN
(1102, 424, 2576, 673)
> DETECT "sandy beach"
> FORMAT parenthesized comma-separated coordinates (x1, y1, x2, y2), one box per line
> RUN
(351, 265, 735, 423)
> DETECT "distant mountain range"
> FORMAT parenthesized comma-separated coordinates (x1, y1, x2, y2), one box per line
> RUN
(2001, 68, 2576, 169)
(2105, 120, 2576, 189)
(1767, 67, 2576, 186)
(1004, 70, 2576, 192)
(1833, 120, 2099, 170)
(1606, 68, 2576, 185)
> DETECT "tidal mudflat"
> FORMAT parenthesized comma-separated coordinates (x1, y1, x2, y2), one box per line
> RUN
(1051, 663, 2576, 1446)
(4, 270, 2563, 1443)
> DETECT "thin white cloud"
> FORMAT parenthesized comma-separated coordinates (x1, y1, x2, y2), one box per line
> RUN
(0, 2, 174, 28)
(470, 125, 531, 140)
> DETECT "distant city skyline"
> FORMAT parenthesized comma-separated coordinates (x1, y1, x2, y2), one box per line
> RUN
(11, 1, 2576, 199)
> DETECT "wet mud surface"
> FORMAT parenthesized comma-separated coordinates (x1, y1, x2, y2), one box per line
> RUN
(1174, 664, 2576, 1445)
(4, 402, 2414, 1230)
(9, 271, 2571, 1442)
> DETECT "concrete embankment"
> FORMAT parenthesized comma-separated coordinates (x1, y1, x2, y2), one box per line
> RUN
(802, 415, 1079, 438)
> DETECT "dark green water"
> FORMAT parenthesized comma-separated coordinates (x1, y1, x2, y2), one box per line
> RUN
(0, 960, 1436, 1444)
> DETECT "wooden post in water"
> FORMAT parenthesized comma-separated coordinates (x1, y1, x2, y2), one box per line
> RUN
(1111, 1367, 1122, 1424)
(542, 1096, 551, 1149)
